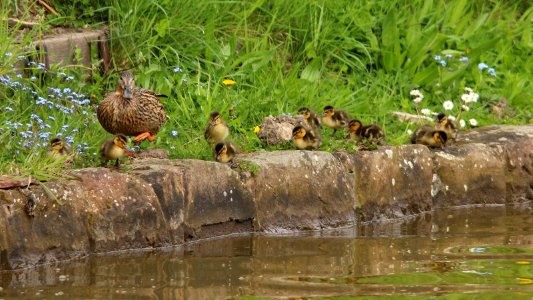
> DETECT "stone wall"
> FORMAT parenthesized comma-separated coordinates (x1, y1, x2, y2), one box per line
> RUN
(0, 125, 532, 270)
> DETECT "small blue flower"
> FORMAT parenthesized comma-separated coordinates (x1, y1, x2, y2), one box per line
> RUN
(30, 76, 37, 81)
(39, 131, 52, 140)
(61, 124, 69, 131)
(48, 116, 56, 121)
(5, 106, 14, 112)
(171, 130, 178, 137)
(434, 55, 442, 61)
(63, 88, 71, 94)
(478, 63, 489, 71)
(16, 74, 22, 78)
(440, 60, 447, 67)
(59, 72, 67, 77)
(488, 68, 496, 77)
(66, 76, 74, 81)
(16, 55, 26, 60)
(173, 67, 183, 73)
(56, 133, 63, 137)
(65, 136, 74, 144)
(182, 78, 188, 84)
(445, 54, 453, 58)
(5, 52, 12, 57)
(459, 56, 469, 62)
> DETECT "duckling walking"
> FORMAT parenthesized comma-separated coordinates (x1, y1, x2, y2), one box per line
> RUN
(411, 126, 447, 148)
(435, 113, 458, 141)
(297, 107, 321, 129)
(346, 119, 385, 144)
(322, 105, 350, 136)
(97, 71, 167, 144)
(100, 135, 132, 168)
(204, 111, 229, 146)
(292, 125, 321, 150)
(214, 141, 237, 163)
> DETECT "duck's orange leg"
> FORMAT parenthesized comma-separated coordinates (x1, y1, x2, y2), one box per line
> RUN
(133, 132, 156, 143)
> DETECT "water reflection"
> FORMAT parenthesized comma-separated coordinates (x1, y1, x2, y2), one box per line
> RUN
(1, 205, 532, 299)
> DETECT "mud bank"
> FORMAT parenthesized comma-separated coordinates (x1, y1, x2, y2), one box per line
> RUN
(1, 125, 532, 270)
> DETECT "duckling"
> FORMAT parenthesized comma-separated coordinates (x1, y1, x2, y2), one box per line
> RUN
(297, 107, 321, 129)
(411, 126, 448, 148)
(322, 105, 350, 136)
(435, 113, 458, 141)
(214, 141, 237, 163)
(100, 134, 133, 168)
(292, 125, 321, 150)
(97, 71, 167, 144)
(204, 111, 229, 146)
(47, 137, 74, 163)
(346, 119, 385, 144)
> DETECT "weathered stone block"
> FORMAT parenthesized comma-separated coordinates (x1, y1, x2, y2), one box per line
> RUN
(132, 159, 255, 240)
(240, 150, 355, 232)
(349, 145, 434, 222)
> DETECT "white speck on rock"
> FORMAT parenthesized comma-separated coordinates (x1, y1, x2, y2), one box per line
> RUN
(385, 149, 393, 159)
(223, 191, 227, 197)
(464, 184, 468, 192)
(498, 137, 507, 141)
(392, 178, 396, 186)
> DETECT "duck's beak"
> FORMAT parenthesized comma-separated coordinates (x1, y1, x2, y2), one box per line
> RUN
(216, 154, 221, 161)
(123, 87, 133, 99)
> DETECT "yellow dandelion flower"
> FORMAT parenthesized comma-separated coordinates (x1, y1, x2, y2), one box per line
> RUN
(253, 126, 260, 133)
(516, 261, 531, 265)
(223, 79, 236, 86)
(516, 278, 533, 285)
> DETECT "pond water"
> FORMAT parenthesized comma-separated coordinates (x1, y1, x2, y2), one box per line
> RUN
(1, 205, 532, 299)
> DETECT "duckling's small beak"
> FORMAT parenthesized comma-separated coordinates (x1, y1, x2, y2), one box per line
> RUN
(123, 87, 133, 99)
(210, 121, 216, 126)
(216, 154, 221, 161)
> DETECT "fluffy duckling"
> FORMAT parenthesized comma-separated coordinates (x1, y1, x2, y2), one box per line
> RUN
(292, 125, 321, 150)
(100, 134, 133, 168)
(97, 71, 167, 144)
(297, 107, 321, 129)
(204, 111, 229, 146)
(214, 141, 237, 163)
(322, 105, 350, 136)
(47, 137, 72, 160)
(411, 126, 448, 148)
(346, 119, 385, 144)
(435, 113, 458, 141)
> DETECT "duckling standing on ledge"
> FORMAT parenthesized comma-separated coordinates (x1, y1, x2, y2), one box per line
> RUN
(322, 105, 350, 136)
(297, 107, 321, 130)
(47, 137, 74, 163)
(204, 111, 229, 146)
(97, 71, 167, 144)
(100, 134, 133, 168)
(292, 125, 321, 150)
(411, 126, 448, 148)
(435, 112, 458, 141)
(346, 119, 386, 144)
(214, 141, 237, 163)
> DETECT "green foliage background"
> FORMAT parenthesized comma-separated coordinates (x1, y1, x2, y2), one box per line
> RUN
(0, 0, 531, 177)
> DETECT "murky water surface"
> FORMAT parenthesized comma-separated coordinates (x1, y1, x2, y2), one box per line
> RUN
(1, 206, 532, 299)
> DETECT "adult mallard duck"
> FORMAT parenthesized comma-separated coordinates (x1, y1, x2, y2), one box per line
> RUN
(322, 105, 350, 136)
(100, 134, 133, 168)
(346, 119, 385, 144)
(97, 71, 167, 144)
(214, 141, 237, 163)
(435, 112, 458, 141)
(204, 111, 229, 146)
(292, 125, 321, 150)
(297, 107, 321, 129)
(411, 125, 447, 148)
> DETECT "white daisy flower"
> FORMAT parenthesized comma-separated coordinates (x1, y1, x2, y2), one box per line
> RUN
(470, 92, 479, 102)
(447, 115, 456, 121)
(461, 105, 470, 111)
(443, 100, 454, 110)
(421, 108, 432, 115)
(469, 118, 477, 126)
(461, 93, 472, 103)
(464, 87, 473, 93)
(413, 97, 423, 103)
(407, 129, 413, 135)
(459, 119, 466, 128)
(410, 89, 422, 97)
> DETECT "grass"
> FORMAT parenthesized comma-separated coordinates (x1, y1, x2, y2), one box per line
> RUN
(0, 0, 532, 177)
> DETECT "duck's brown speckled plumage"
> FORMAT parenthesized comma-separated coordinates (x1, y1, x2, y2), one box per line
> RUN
(97, 71, 167, 138)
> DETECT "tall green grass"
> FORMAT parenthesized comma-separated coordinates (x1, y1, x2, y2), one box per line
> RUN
(1, 0, 532, 176)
